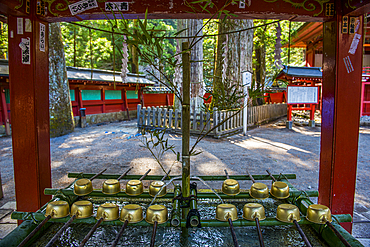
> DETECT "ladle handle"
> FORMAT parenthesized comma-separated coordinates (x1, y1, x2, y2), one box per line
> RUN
(255, 218, 265, 247)
(326, 221, 352, 247)
(139, 169, 151, 181)
(117, 167, 133, 180)
(45, 214, 76, 247)
(266, 170, 277, 182)
(17, 215, 52, 247)
(111, 220, 129, 247)
(228, 218, 239, 247)
(293, 220, 312, 247)
(90, 168, 107, 181)
(79, 217, 104, 247)
(150, 221, 158, 247)
(224, 170, 230, 179)
(247, 170, 256, 183)
(161, 169, 171, 181)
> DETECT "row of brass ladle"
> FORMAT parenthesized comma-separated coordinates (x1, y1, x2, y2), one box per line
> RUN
(221, 169, 290, 199)
(19, 200, 168, 247)
(74, 168, 169, 197)
(18, 200, 351, 247)
(216, 202, 311, 247)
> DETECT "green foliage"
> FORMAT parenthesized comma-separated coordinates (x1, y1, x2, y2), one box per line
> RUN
(203, 78, 244, 111)
(253, 20, 305, 85)
(0, 22, 8, 59)
(202, 19, 218, 87)
(60, 19, 177, 75)
(139, 128, 178, 179)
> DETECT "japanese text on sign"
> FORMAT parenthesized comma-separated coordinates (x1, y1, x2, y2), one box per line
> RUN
(36, 1, 45, 15)
(21, 38, 31, 65)
(105, 2, 129, 11)
(69, 0, 98, 15)
(287, 86, 318, 104)
(26, 0, 30, 14)
(325, 3, 334, 16)
(342, 16, 348, 34)
(349, 17, 356, 34)
(40, 23, 45, 52)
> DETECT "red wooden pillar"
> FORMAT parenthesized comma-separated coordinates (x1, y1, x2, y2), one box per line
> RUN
(319, 15, 364, 232)
(8, 13, 52, 213)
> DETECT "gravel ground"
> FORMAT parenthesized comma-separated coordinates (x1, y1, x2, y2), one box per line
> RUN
(0, 118, 369, 208)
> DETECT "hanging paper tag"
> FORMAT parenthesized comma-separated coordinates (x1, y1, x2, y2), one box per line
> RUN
(21, 38, 31, 65)
(25, 19, 32, 32)
(40, 23, 46, 52)
(69, 0, 98, 15)
(348, 33, 361, 55)
(17, 18, 23, 35)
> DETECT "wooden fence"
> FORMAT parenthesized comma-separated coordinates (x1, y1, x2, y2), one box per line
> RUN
(137, 103, 287, 138)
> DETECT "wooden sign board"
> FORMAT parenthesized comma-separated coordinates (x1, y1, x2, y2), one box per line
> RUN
(287, 86, 319, 104)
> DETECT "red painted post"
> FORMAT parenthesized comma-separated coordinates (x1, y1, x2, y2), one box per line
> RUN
(101, 88, 106, 113)
(287, 105, 292, 121)
(122, 89, 130, 120)
(8, 13, 52, 214)
(0, 87, 10, 135)
(360, 82, 364, 117)
(310, 104, 315, 121)
(166, 93, 170, 106)
(77, 87, 84, 116)
(319, 15, 364, 232)
(140, 88, 145, 107)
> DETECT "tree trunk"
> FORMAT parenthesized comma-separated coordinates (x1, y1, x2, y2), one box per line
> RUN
(176, 19, 204, 111)
(213, 19, 254, 108)
(188, 19, 204, 112)
(254, 24, 266, 106)
(49, 23, 75, 137)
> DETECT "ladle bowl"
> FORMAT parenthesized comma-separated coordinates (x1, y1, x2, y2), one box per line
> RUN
(270, 181, 290, 199)
(222, 179, 240, 196)
(215, 204, 238, 222)
(74, 178, 93, 196)
(276, 204, 301, 223)
(102, 179, 121, 195)
(70, 200, 93, 219)
(126, 169, 151, 196)
(249, 182, 269, 200)
(120, 204, 143, 223)
(243, 203, 266, 221)
(45, 201, 70, 219)
(102, 167, 132, 195)
(146, 205, 168, 224)
(149, 181, 166, 197)
(306, 204, 332, 224)
(126, 180, 144, 196)
(96, 203, 119, 221)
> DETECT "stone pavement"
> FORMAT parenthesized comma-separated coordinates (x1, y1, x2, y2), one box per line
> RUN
(0, 119, 369, 245)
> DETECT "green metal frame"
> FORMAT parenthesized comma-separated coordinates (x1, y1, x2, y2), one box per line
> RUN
(67, 173, 297, 181)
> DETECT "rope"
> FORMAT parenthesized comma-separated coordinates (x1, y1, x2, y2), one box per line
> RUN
(66, 20, 282, 40)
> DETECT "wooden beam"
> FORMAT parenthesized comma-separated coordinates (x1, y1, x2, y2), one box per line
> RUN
(1, 0, 335, 22)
